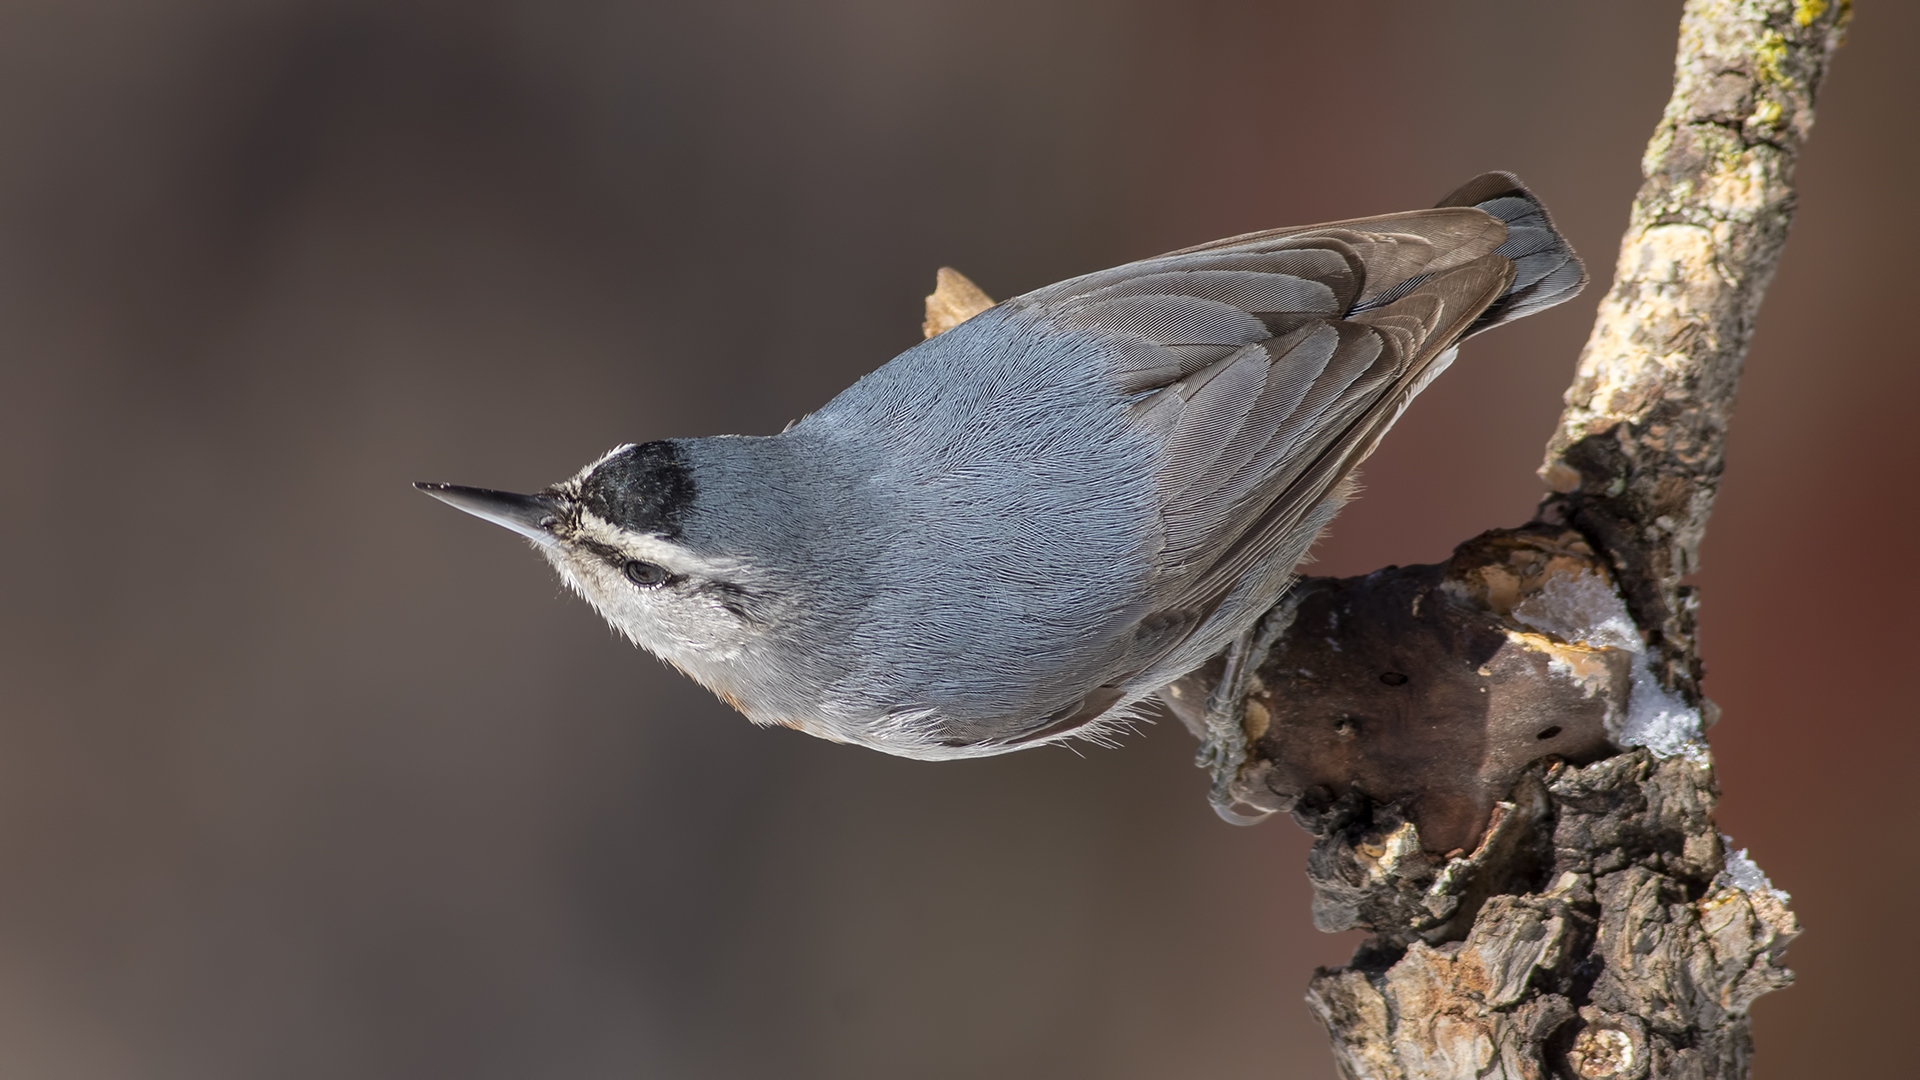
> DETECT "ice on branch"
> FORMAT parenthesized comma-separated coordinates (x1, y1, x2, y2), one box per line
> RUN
(1512, 570, 1706, 762)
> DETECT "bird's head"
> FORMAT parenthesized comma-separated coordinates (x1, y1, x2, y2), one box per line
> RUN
(416, 441, 770, 677)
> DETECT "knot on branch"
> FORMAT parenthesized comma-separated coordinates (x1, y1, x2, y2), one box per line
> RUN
(1164, 525, 1678, 861)
(1163, 524, 1795, 1076)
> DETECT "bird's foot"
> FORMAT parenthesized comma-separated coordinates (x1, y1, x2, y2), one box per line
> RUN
(1193, 594, 1303, 825)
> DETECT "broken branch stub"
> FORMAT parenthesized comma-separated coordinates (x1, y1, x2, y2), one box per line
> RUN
(1166, 527, 1628, 864)
(921, 267, 995, 339)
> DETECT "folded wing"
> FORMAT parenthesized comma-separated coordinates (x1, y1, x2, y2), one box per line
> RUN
(1009, 173, 1582, 723)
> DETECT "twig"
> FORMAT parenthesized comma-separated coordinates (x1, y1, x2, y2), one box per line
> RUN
(1540, 0, 1851, 701)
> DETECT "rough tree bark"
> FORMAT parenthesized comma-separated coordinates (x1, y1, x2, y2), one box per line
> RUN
(923, 2, 1845, 1075)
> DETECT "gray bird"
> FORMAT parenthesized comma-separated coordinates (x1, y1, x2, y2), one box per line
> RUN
(419, 172, 1584, 789)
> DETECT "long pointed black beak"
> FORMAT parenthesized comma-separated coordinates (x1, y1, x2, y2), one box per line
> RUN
(415, 483, 562, 545)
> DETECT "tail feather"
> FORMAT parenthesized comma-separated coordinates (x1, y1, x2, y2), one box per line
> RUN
(1437, 171, 1588, 335)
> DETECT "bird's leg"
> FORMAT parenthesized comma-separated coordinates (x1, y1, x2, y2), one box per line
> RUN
(1194, 591, 1304, 826)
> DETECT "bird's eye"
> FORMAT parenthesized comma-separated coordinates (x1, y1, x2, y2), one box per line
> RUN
(623, 560, 671, 588)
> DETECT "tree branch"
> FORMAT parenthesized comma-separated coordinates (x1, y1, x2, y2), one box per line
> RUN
(1539, 0, 1850, 701)
(1159, 1, 1846, 1076)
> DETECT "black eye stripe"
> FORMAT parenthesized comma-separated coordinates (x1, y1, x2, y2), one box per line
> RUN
(623, 560, 672, 588)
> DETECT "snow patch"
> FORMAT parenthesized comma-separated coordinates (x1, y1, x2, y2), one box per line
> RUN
(1510, 570, 1706, 761)
(1715, 838, 1790, 902)
(1510, 570, 1638, 649)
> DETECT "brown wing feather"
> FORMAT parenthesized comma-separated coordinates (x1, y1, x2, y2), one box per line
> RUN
(1006, 179, 1581, 723)
(1156, 254, 1515, 622)
(1045, 237, 1518, 690)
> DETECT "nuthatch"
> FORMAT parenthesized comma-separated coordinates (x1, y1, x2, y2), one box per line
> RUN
(419, 173, 1584, 795)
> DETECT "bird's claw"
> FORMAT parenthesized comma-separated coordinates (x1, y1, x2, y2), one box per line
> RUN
(1196, 662, 1268, 825)
(1193, 593, 1304, 826)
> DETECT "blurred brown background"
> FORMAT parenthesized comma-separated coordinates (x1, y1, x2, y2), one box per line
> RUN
(0, 1, 1912, 1076)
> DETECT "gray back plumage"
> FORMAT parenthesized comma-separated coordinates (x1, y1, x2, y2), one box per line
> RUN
(667, 173, 1585, 758)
